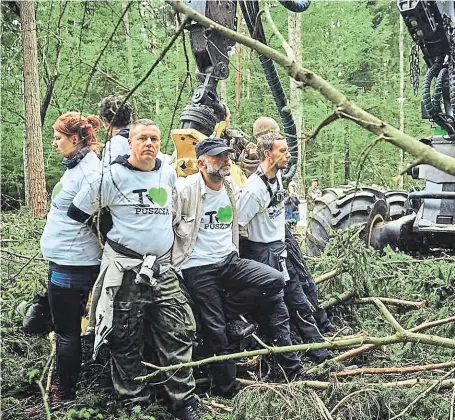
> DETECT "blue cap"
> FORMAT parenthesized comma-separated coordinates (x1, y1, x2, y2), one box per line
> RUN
(195, 138, 234, 159)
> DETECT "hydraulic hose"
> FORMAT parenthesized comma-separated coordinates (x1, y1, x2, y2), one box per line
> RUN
(422, 57, 443, 118)
(278, 0, 311, 13)
(449, 51, 455, 113)
(258, 54, 298, 180)
(239, 0, 300, 182)
(422, 57, 455, 133)
(431, 67, 447, 112)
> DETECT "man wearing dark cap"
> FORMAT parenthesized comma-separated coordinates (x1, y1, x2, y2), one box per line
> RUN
(173, 138, 307, 397)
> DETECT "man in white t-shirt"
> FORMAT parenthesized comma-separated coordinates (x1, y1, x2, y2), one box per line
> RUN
(99, 96, 174, 167)
(69, 119, 201, 420)
(173, 138, 307, 398)
(237, 132, 333, 363)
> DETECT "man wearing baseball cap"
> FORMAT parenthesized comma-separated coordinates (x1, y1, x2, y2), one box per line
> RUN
(173, 138, 307, 397)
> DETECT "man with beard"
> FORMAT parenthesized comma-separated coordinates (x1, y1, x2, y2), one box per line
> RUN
(173, 138, 307, 398)
(237, 133, 333, 363)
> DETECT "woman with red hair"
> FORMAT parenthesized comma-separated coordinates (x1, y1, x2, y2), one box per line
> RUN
(40, 112, 102, 404)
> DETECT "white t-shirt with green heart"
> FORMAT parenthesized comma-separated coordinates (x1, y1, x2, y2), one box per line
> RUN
(74, 161, 177, 258)
(237, 171, 285, 243)
(102, 133, 130, 167)
(40, 151, 103, 266)
(182, 185, 237, 269)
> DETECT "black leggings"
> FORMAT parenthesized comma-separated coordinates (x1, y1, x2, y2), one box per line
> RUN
(47, 265, 99, 398)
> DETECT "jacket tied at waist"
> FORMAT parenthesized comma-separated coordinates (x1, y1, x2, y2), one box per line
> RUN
(88, 241, 172, 358)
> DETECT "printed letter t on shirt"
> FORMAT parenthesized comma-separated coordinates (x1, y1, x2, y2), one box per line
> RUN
(74, 160, 177, 258)
(182, 185, 237, 269)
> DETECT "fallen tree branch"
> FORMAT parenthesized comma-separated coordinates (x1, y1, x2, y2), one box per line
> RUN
(328, 331, 368, 342)
(329, 388, 376, 415)
(315, 269, 339, 284)
(331, 315, 455, 362)
(10, 250, 42, 280)
(321, 290, 356, 309)
(308, 315, 455, 374)
(237, 377, 455, 390)
(372, 298, 405, 334)
(307, 112, 340, 140)
(337, 110, 384, 129)
(239, 314, 271, 350)
(330, 361, 455, 378)
(167, 0, 455, 176)
(137, 330, 455, 381)
(390, 368, 455, 420)
(450, 383, 455, 420)
(352, 297, 426, 309)
(202, 399, 233, 413)
(263, 4, 295, 61)
(314, 392, 334, 420)
(1, 247, 46, 261)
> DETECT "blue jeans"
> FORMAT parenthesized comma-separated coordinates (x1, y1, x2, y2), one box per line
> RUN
(48, 263, 99, 398)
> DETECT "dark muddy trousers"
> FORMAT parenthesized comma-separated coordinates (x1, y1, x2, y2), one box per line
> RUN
(48, 264, 99, 399)
(300, 274, 331, 331)
(239, 239, 325, 346)
(284, 225, 331, 331)
(110, 268, 196, 411)
(182, 252, 302, 396)
(285, 260, 325, 345)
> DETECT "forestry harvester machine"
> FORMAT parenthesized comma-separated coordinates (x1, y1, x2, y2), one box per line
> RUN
(170, 0, 310, 184)
(305, 0, 455, 255)
(171, 0, 455, 255)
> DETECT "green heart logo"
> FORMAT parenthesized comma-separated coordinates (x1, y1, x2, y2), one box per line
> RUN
(51, 182, 63, 200)
(217, 205, 233, 223)
(148, 187, 168, 207)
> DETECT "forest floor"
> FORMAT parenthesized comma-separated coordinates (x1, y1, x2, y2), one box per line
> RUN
(1, 211, 454, 420)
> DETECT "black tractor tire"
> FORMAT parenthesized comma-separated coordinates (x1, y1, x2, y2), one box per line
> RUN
(384, 190, 409, 221)
(306, 186, 389, 256)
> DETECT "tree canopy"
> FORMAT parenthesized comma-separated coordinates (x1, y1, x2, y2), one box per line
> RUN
(1, 0, 434, 208)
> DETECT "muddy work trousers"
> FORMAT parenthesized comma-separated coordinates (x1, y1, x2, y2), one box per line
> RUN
(182, 252, 302, 396)
(240, 239, 325, 346)
(109, 268, 196, 412)
(284, 225, 331, 331)
(284, 260, 326, 345)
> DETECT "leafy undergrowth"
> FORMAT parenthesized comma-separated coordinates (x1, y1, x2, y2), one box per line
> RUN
(1, 212, 454, 419)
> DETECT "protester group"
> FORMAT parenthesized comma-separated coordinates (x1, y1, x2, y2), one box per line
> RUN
(39, 97, 334, 420)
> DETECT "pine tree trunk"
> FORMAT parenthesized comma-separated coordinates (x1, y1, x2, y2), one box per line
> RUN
(220, 80, 227, 103)
(235, 7, 242, 114)
(288, 11, 304, 192)
(398, 16, 405, 189)
(122, 1, 137, 109)
(19, 0, 47, 218)
(235, 50, 241, 112)
(344, 138, 350, 183)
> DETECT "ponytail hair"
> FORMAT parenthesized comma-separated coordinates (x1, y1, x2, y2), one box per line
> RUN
(53, 112, 103, 153)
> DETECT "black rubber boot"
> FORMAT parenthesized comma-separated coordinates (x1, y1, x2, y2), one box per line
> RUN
(226, 319, 256, 340)
(174, 399, 204, 420)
